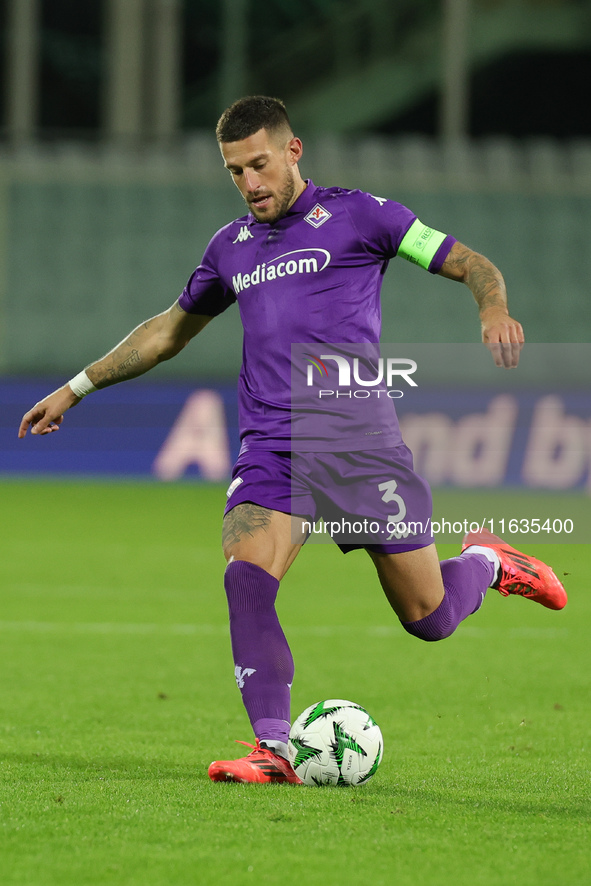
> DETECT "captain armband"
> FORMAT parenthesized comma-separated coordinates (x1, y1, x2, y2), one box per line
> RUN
(397, 219, 448, 270)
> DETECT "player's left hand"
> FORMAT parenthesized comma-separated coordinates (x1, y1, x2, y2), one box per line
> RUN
(480, 308, 524, 369)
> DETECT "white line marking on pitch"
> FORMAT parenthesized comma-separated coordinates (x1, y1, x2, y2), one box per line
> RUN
(0, 621, 569, 639)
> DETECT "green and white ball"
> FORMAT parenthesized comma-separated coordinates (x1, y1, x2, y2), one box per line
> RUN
(288, 699, 383, 787)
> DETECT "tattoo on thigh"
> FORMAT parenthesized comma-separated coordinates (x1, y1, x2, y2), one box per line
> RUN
(222, 503, 273, 549)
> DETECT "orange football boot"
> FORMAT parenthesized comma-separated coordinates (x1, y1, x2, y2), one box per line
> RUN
(208, 740, 303, 784)
(462, 528, 567, 610)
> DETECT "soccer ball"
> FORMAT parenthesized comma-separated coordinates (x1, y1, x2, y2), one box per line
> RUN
(288, 699, 383, 786)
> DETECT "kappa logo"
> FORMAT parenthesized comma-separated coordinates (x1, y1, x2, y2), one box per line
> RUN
(235, 665, 257, 689)
(233, 225, 254, 244)
(304, 203, 332, 228)
(371, 195, 387, 206)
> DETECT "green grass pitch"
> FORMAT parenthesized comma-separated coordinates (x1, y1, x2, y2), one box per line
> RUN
(1, 479, 589, 886)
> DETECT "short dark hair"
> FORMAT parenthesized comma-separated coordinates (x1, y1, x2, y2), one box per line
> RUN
(216, 95, 293, 143)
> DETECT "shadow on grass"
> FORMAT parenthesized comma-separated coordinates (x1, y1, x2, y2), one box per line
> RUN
(368, 780, 591, 820)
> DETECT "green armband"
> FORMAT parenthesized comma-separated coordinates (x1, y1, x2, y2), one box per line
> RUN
(398, 219, 448, 270)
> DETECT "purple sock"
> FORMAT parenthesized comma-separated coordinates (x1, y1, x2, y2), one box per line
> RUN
(402, 552, 496, 642)
(224, 560, 293, 744)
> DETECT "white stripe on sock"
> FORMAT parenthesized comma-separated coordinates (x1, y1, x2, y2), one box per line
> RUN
(463, 545, 501, 584)
(260, 740, 289, 760)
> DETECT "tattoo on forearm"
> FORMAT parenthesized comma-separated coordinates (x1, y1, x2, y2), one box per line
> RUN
(117, 349, 141, 373)
(466, 255, 506, 312)
(442, 243, 507, 314)
(88, 320, 156, 387)
(222, 503, 273, 549)
(105, 348, 143, 382)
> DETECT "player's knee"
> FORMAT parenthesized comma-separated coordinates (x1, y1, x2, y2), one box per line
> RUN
(401, 619, 454, 642)
(400, 595, 455, 642)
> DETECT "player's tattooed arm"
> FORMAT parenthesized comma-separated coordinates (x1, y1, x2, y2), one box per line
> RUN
(88, 320, 155, 386)
(87, 303, 211, 388)
(438, 241, 524, 368)
(438, 242, 508, 312)
(18, 302, 211, 437)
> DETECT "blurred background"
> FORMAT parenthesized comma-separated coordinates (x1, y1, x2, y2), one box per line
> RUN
(1, 0, 590, 490)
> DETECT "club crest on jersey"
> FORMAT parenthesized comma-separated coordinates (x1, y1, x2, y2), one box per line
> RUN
(233, 225, 253, 244)
(304, 203, 332, 228)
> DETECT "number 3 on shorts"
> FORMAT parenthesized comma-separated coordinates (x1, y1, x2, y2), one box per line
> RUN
(378, 479, 407, 523)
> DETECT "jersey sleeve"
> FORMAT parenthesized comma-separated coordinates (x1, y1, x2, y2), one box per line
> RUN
(350, 191, 456, 274)
(178, 234, 237, 316)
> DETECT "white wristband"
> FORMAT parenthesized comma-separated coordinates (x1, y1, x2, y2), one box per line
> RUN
(68, 370, 97, 399)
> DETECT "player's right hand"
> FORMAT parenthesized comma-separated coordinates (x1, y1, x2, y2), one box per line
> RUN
(18, 385, 81, 438)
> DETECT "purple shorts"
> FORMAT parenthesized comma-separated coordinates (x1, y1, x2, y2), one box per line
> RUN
(224, 445, 434, 554)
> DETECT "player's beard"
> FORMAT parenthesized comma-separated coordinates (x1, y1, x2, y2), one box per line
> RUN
(247, 164, 298, 224)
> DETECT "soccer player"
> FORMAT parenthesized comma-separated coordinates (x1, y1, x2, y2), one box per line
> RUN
(19, 96, 567, 785)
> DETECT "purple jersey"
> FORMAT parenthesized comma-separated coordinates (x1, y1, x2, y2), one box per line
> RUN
(179, 181, 455, 452)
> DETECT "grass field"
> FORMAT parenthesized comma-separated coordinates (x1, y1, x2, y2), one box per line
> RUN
(1, 479, 589, 886)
